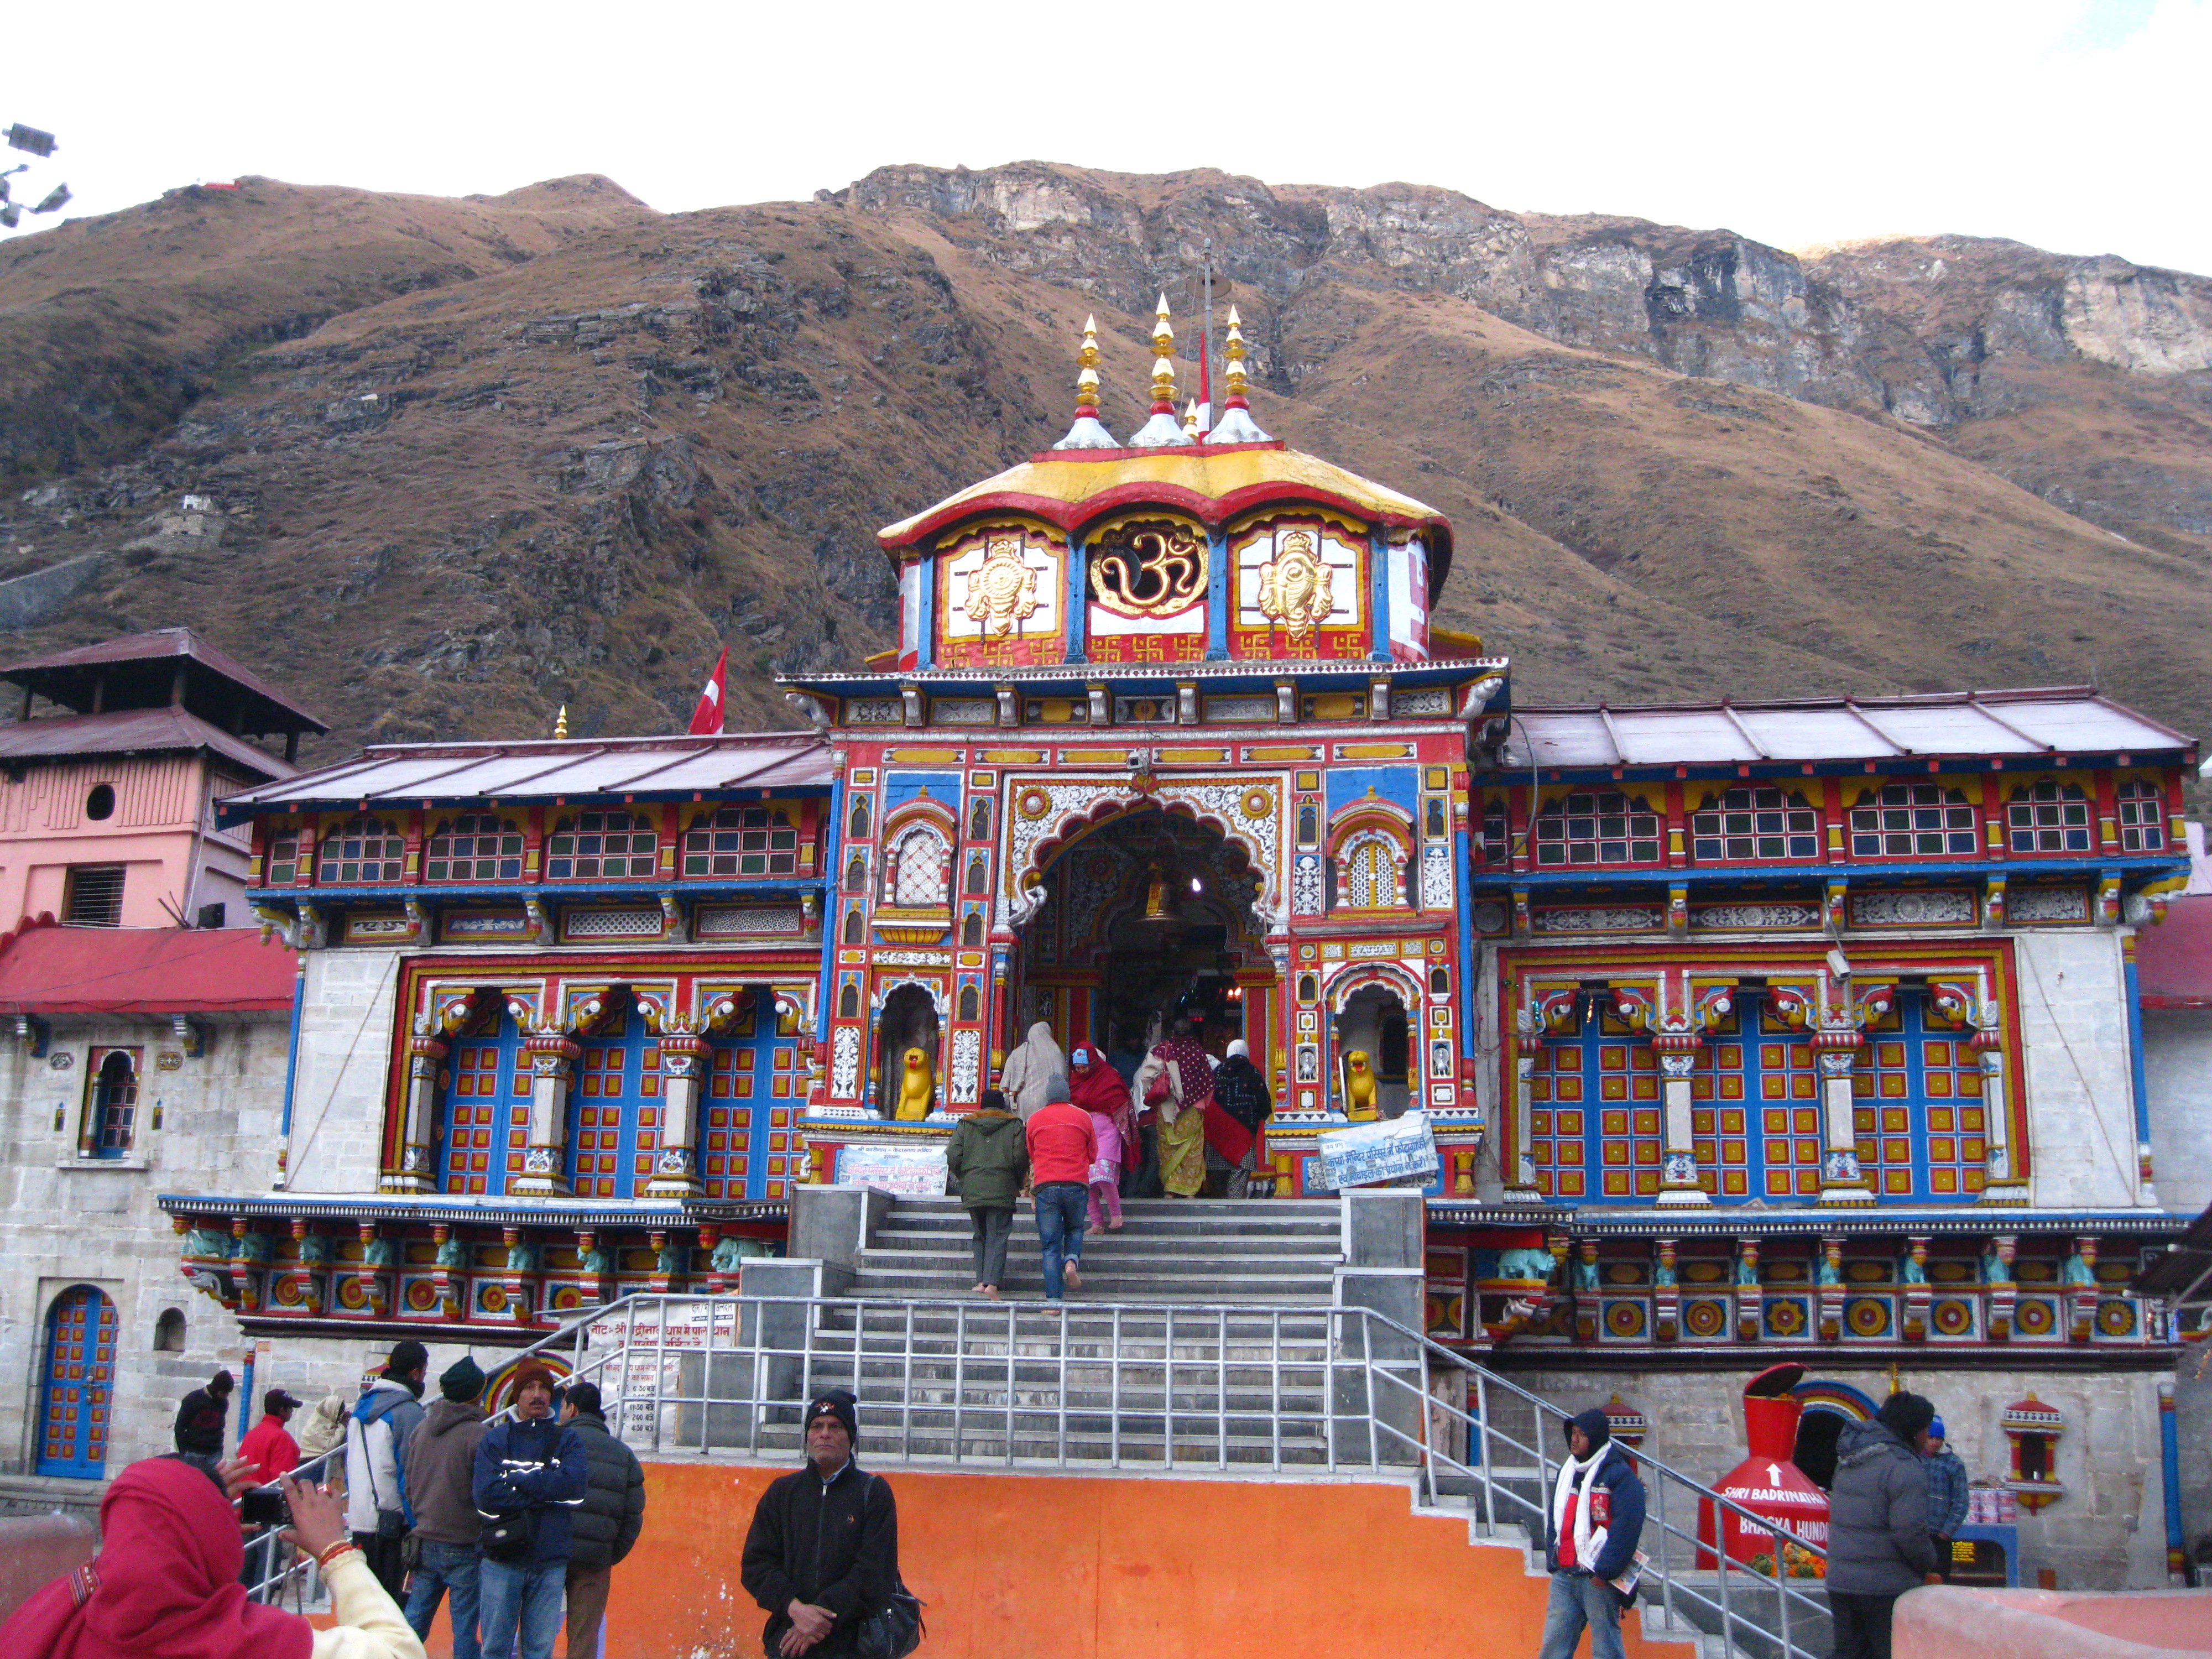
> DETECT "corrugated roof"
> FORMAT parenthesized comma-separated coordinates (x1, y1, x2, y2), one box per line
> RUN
(0, 706, 295, 780)
(0, 922, 298, 1015)
(0, 627, 327, 732)
(878, 440, 1456, 596)
(1504, 689, 2193, 770)
(223, 730, 834, 812)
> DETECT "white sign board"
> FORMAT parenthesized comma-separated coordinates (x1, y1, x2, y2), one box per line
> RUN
(836, 1142, 948, 1197)
(583, 1300, 739, 1443)
(1317, 1110, 1439, 1191)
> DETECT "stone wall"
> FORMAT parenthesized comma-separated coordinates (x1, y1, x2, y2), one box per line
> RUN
(1496, 1359, 2175, 1590)
(0, 1011, 284, 1483)
(2141, 1007, 2212, 1216)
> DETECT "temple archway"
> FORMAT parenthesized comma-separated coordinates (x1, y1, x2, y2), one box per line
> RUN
(1012, 803, 1274, 1066)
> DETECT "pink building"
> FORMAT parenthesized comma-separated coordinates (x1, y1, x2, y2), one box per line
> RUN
(0, 629, 324, 929)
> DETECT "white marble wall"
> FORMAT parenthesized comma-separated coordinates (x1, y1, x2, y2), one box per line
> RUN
(2015, 928, 2149, 1209)
(284, 948, 403, 1194)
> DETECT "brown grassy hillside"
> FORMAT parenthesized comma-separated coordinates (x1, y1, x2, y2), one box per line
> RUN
(1, 163, 2206, 765)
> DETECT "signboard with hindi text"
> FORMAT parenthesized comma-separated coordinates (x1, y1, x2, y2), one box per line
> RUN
(834, 1142, 950, 1197)
(1317, 1111, 1439, 1191)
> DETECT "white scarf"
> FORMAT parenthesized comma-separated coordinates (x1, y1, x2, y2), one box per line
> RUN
(1552, 1447, 1610, 1570)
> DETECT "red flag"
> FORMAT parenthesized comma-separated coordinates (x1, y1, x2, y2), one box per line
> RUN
(687, 646, 728, 735)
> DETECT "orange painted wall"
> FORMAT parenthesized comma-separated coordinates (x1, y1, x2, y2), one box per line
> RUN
(414, 1461, 1672, 1659)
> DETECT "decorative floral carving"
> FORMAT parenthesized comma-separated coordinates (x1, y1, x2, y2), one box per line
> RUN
(1532, 906, 1664, 933)
(1421, 844, 1454, 909)
(959, 536, 1043, 637)
(831, 1026, 860, 1097)
(951, 1030, 981, 1102)
(1690, 902, 1820, 930)
(2010, 886, 2090, 923)
(1850, 890, 1975, 926)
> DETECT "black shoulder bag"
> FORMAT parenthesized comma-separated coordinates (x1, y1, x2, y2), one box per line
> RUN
(851, 1474, 924, 1659)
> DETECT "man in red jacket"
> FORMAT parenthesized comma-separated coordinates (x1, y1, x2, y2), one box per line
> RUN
(1024, 1075, 1098, 1300)
(238, 1386, 303, 1479)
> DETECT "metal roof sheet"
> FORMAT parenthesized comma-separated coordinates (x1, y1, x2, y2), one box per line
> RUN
(0, 706, 295, 780)
(225, 731, 834, 811)
(1505, 690, 2192, 770)
(0, 922, 298, 1015)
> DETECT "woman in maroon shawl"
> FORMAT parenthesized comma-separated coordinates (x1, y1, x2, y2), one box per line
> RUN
(1134, 1015, 1215, 1197)
(1, 1453, 423, 1659)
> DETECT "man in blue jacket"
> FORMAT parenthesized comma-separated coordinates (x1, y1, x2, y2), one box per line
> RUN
(1538, 1406, 1647, 1659)
(472, 1360, 589, 1659)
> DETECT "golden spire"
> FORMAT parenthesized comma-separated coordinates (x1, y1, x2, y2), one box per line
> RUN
(1223, 304, 1250, 406)
(1075, 314, 1102, 418)
(1182, 398, 1202, 438)
(1051, 312, 1119, 449)
(1149, 294, 1178, 414)
(554, 704, 568, 739)
(1208, 301, 1272, 444)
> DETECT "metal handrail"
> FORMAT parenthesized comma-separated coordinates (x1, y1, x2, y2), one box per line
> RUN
(257, 1290, 1835, 1655)
(244, 1300, 615, 1597)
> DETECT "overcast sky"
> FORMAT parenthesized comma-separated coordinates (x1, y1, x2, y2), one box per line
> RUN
(8, 0, 2205, 276)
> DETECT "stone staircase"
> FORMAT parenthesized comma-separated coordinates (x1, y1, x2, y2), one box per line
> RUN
(845, 1194, 1345, 1303)
(730, 1197, 1352, 1465)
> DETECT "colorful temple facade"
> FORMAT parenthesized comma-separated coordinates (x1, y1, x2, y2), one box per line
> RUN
(160, 306, 2198, 1411)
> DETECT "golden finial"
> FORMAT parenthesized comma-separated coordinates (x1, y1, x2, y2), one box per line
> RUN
(554, 704, 568, 739)
(1052, 312, 1120, 449)
(1076, 314, 1102, 416)
(1182, 398, 1202, 438)
(1885, 1361, 1902, 1396)
(1149, 293, 1177, 413)
(1208, 301, 1272, 444)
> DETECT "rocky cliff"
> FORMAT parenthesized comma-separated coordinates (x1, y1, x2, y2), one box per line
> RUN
(1, 160, 2207, 763)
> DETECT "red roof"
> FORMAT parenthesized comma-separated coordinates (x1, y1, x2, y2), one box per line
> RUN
(0, 705, 294, 779)
(0, 922, 298, 1015)
(2137, 894, 2212, 1009)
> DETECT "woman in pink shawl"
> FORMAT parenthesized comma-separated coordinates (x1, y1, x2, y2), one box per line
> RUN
(1069, 1042, 1135, 1229)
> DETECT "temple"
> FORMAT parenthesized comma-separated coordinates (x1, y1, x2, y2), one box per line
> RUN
(123, 305, 2204, 1579)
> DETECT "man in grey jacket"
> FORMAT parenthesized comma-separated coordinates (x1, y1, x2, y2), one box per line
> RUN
(405, 1355, 491, 1659)
(1826, 1391, 1938, 1659)
(559, 1380, 645, 1659)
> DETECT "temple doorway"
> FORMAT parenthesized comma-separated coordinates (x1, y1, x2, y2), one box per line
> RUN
(1013, 805, 1271, 1063)
(1335, 982, 1413, 1118)
(874, 983, 941, 1118)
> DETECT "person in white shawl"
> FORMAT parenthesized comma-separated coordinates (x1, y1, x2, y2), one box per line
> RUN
(999, 1021, 1067, 1121)
(1537, 1406, 1646, 1659)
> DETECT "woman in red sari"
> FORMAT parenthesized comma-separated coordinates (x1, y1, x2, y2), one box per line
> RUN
(1, 1453, 423, 1659)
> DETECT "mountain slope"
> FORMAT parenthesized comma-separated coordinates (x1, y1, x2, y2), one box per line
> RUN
(0, 162, 2206, 766)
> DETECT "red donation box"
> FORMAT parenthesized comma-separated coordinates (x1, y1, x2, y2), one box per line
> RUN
(1695, 1361, 1829, 1577)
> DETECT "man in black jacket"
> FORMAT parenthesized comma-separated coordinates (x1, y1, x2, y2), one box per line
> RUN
(1826, 1391, 1939, 1659)
(173, 1367, 234, 1455)
(1538, 1406, 1646, 1659)
(559, 1380, 645, 1659)
(741, 1389, 899, 1658)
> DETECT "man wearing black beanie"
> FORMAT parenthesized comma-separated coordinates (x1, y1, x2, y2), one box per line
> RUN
(740, 1389, 901, 1658)
(404, 1355, 491, 1659)
(1826, 1390, 1938, 1659)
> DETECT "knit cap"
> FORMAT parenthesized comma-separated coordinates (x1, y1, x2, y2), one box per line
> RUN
(440, 1355, 486, 1402)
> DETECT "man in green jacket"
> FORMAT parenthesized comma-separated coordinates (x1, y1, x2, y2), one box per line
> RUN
(946, 1087, 1028, 1297)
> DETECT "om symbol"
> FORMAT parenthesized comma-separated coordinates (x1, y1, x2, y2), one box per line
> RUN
(1089, 522, 1208, 618)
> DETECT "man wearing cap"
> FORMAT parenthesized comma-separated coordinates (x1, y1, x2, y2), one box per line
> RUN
(405, 1355, 492, 1659)
(346, 1338, 431, 1600)
(237, 1386, 304, 1598)
(1917, 1413, 1970, 1585)
(1827, 1390, 1939, 1659)
(173, 1366, 235, 1455)
(560, 1379, 646, 1659)
(473, 1360, 589, 1659)
(239, 1386, 304, 1481)
(742, 1389, 899, 1657)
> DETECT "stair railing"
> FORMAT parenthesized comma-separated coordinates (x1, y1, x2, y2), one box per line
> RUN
(1343, 1304, 1832, 1659)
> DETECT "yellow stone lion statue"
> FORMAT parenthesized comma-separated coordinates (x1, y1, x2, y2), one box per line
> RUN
(1343, 1049, 1379, 1120)
(893, 1046, 935, 1120)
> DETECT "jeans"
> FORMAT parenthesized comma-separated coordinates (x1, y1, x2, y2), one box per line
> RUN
(405, 1538, 483, 1659)
(1537, 1570, 1625, 1659)
(1033, 1182, 1088, 1298)
(478, 1556, 566, 1659)
(968, 1206, 1014, 1288)
(1829, 1589, 1901, 1659)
